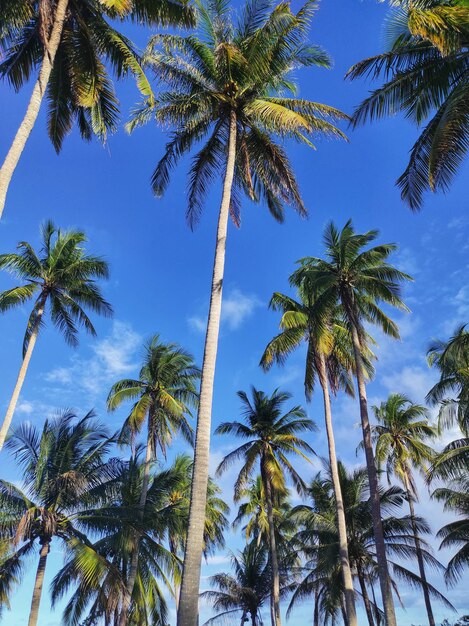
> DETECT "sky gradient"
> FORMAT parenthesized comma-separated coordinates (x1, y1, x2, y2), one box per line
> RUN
(0, 0, 468, 624)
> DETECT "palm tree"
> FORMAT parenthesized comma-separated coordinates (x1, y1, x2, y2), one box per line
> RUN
(201, 541, 271, 626)
(427, 324, 469, 482)
(216, 387, 316, 626)
(0, 0, 195, 218)
(260, 284, 375, 626)
(291, 220, 413, 626)
(347, 0, 469, 209)
(107, 336, 200, 626)
(51, 451, 187, 626)
(128, 2, 347, 620)
(0, 410, 118, 626)
(371, 393, 438, 626)
(289, 462, 451, 626)
(0, 221, 112, 451)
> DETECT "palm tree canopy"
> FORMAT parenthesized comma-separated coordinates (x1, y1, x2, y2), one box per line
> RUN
(128, 0, 348, 227)
(347, 0, 469, 209)
(215, 386, 316, 499)
(371, 393, 438, 492)
(291, 219, 412, 342)
(0, 220, 112, 356)
(0, 0, 195, 151)
(107, 335, 200, 456)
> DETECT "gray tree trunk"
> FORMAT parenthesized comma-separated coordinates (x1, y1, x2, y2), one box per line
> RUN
(349, 321, 397, 626)
(28, 540, 50, 626)
(0, 306, 44, 451)
(317, 352, 357, 626)
(176, 109, 237, 626)
(357, 565, 375, 626)
(0, 0, 69, 218)
(262, 469, 281, 626)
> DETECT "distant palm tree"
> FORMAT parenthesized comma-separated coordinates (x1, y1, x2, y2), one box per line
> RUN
(371, 393, 438, 626)
(51, 452, 186, 626)
(291, 220, 412, 626)
(128, 2, 347, 620)
(201, 541, 271, 626)
(0, 411, 118, 626)
(0, 0, 195, 217)
(216, 387, 316, 626)
(347, 1, 469, 209)
(107, 336, 200, 626)
(0, 221, 112, 451)
(261, 284, 375, 626)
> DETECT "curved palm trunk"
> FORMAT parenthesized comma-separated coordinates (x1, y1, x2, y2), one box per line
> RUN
(0, 307, 44, 452)
(262, 464, 281, 626)
(0, 0, 69, 218)
(403, 471, 435, 626)
(118, 434, 152, 626)
(177, 109, 237, 626)
(356, 564, 375, 626)
(28, 540, 50, 626)
(317, 352, 357, 626)
(348, 320, 397, 626)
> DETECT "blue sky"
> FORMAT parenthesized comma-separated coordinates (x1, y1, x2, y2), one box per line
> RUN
(1, 0, 468, 624)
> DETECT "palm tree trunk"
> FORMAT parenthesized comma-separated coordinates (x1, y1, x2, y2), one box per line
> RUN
(317, 352, 357, 626)
(177, 109, 237, 626)
(262, 466, 281, 626)
(356, 564, 375, 626)
(341, 596, 349, 626)
(118, 434, 153, 626)
(0, 306, 44, 451)
(403, 471, 435, 626)
(348, 320, 397, 626)
(169, 536, 181, 611)
(313, 587, 319, 626)
(0, 0, 69, 218)
(28, 540, 50, 626)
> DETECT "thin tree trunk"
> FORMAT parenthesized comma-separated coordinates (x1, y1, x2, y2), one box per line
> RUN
(370, 581, 382, 626)
(177, 109, 237, 626)
(169, 536, 181, 612)
(341, 596, 349, 626)
(348, 320, 397, 626)
(317, 352, 357, 626)
(313, 587, 319, 626)
(0, 0, 69, 218)
(262, 466, 281, 626)
(356, 565, 375, 626)
(0, 306, 44, 451)
(118, 433, 152, 626)
(28, 540, 50, 626)
(403, 470, 435, 626)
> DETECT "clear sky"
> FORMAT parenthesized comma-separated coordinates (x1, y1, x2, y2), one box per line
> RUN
(0, 0, 468, 624)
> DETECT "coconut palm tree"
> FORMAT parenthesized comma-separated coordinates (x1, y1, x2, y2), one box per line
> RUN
(0, 0, 195, 218)
(291, 220, 413, 626)
(289, 462, 452, 626)
(128, 2, 347, 620)
(201, 541, 272, 626)
(371, 393, 438, 626)
(107, 336, 200, 626)
(0, 221, 112, 451)
(260, 284, 377, 626)
(427, 324, 469, 482)
(347, 0, 469, 209)
(215, 387, 316, 626)
(0, 410, 118, 626)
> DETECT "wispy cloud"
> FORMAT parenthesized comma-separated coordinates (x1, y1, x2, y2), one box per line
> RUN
(188, 289, 261, 333)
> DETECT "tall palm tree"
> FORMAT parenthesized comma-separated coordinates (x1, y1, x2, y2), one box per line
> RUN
(0, 0, 195, 218)
(128, 2, 347, 620)
(0, 410, 118, 626)
(260, 284, 376, 626)
(215, 387, 316, 626)
(291, 220, 412, 626)
(201, 541, 271, 626)
(51, 452, 187, 626)
(371, 393, 438, 626)
(0, 221, 112, 451)
(427, 324, 469, 482)
(107, 336, 200, 626)
(347, 0, 469, 209)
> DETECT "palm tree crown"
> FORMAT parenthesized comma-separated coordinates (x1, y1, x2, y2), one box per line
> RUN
(129, 0, 348, 227)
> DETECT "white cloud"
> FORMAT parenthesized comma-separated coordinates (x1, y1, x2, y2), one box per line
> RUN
(454, 285, 469, 317)
(381, 365, 437, 404)
(188, 316, 206, 333)
(188, 289, 261, 333)
(16, 400, 35, 415)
